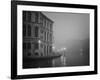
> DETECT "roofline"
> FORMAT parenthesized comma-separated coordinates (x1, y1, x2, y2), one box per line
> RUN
(40, 12, 54, 23)
(23, 11, 54, 23)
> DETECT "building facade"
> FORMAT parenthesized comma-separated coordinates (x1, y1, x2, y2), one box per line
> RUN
(23, 11, 53, 58)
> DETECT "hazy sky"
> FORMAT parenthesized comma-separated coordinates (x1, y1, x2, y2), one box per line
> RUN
(43, 12, 89, 49)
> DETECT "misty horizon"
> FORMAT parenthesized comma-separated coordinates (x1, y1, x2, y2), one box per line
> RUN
(43, 12, 89, 50)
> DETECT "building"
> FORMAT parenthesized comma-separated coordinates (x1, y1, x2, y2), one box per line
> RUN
(23, 11, 53, 58)
(22, 11, 62, 68)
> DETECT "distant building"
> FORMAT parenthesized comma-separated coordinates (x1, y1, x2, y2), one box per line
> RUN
(23, 11, 53, 58)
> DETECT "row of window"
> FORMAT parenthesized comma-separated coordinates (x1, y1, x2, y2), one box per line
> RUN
(23, 42, 52, 56)
(23, 24, 52, 42)
(23, 42, 38, 50)
(40, 30, 52, 42)
(41, 43, 52, 55)
(23, 24, 38, 37)
(23, 11, 38, 23)
(23, 11, 53, 31)
(43, 45, 52, 56)
(23, 43, 31, 49)
(46, 32, 52, 42)
(40, 15, 52, 31)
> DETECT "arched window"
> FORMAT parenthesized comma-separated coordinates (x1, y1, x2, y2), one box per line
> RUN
(34, 43, 38, 49)
(28, 25, 31, 36)
(28, 11, 31, 22)
(23, 11, 26, 21)
(23, 24, 26, 36)
(23, 43, 26, 49)
(34, 27, 38, 37)
(35, 12, 38, 22)
(27, 43, 31, 49)
(34, 52, 39, 56)
(27, 52, 31, 56)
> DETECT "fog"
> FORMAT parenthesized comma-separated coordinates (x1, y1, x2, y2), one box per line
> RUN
(43, 12, 89, 50)
(43, 12, 90, 66)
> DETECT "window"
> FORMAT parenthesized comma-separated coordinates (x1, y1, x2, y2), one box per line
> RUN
(44, 45, 46, 55)
(41, 30, 44, 40)
(44, 19, 46, 27)
(50, 23, 52, 31)
(47, 46, 48, 55)
(41, 36, 43, 40)
(31, 13, 35, 22)
(27, 52, 31, 56)
(23, 11, 26, 21)
(41, 30, 43, 34)
(28, 25, 31, 36)
(34, 27, 38, 37)
(35, 12, 38, 22)
(23, 43, 26, 49)
(34, 43, 38, 49)
(27, 43, 31, 49)
(47, 33, 49, 41)
(28, 12, 31, 22)
(43, 18, 45, 27)
(49, 46, 52, 53)
(41, 43, 43, 48)
(23, 24, 26, 36)
(41, 17, 43, 25)
(50, 34, 52, 41)
(44, 32, 46, 41)
(46, 20, 47, 27)
(47, 22, 49, 29)
(49, 23, 50, 30)
(34, 52, 39, 56)
(40, 16, 43, 24)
